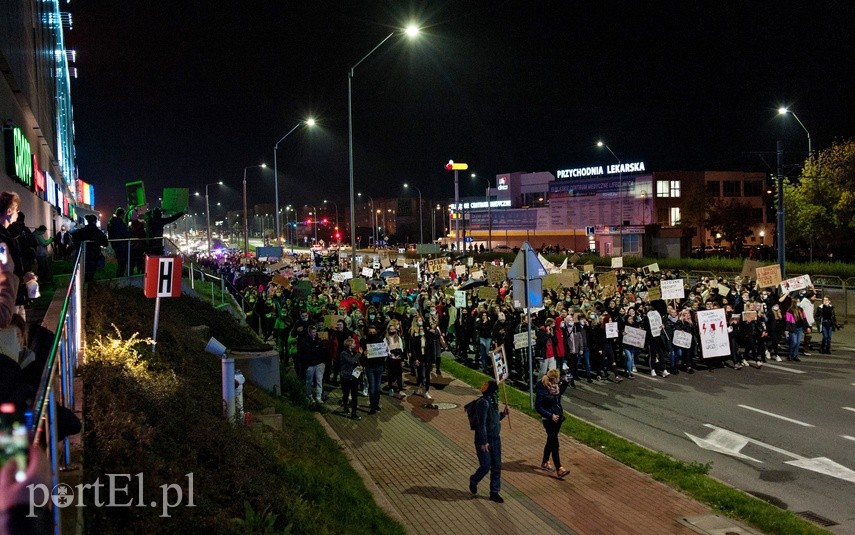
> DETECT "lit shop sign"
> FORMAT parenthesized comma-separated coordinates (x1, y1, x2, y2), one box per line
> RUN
(3, 126, 33, 188)
(497, 175, 509, 190)
(556, 161, 646, 179)
(450, 200, 511, 210)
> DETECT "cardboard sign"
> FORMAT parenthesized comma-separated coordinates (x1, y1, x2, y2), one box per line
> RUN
(598, 271, 618, 288)
(623, 326, 647, 348)
(491, 346, 509, 384)
(605, 322, 619, 339)
(741, 259, 764, 278)
(561, 268, 581, 286)
(455, 265, 467, 276)
(386, 276, 400, 286)
(487, 265, 507, 285)
(349, 277, 368, 293)
(454, 290, 467, 308)
(647, 310, 663, 337)
(569, 253, 581, 264)
(672, 330, 692, 349)
(381, 257, 392, 269)
(780, 274, 812, 294)
(513, 331, 532, 350)
(478, 286, 499, 301)
(583, 263, 594, 273)
(272, 275, 292, 289)
(755, 265, 782, 288)
(427, 258, 445, 273)
(742, 310, 757, 321)
(399, 268, 418, 288)
(643, 262, 660, 273)
(696, 308, 730, 358)
(646, 285, 662, 301)
(366, 342, 388, 359)
(470, 269, 484, 280)
(323, 314, 343, 329)
(660, 279, 685, 300)
(332, 271, 354, 283)
(611, 257, 623, 269)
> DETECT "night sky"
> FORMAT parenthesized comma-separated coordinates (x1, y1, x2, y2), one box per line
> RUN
(67, 1, 854, 219)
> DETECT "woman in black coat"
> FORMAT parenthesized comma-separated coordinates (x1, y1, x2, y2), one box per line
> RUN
(534, 368, 570, 479)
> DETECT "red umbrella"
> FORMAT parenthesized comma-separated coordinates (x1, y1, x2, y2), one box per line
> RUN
(339, 296, 365, 315)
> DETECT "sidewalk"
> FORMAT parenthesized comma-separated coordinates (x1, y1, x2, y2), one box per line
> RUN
(318, 367, 712, 535)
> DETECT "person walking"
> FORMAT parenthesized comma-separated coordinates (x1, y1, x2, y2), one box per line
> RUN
(107, 208, 130, 277)
(33, 225, 53, 282)
(73, 215, 109, 282)
(298, 325, 326, 403)
(468, 380, 509, 503)
(535, 369, 571, 478)
(816, 295, 838, 354)
(54, 224, 72, 261)
(338, 338, 362, 420)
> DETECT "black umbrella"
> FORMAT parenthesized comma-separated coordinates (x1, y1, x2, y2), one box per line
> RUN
(365, 291, 395, 304)
(459, 278, 488, 291)
(430, 277, 452, 287)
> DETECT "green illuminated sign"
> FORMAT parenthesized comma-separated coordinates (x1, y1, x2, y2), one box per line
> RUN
(4, 126, 33, 189)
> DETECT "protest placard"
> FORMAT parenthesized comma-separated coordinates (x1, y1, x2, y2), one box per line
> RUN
(331, 271, 354, 283)
(386, 276, 400, 286)
(439, 267, 450, 278)
(161, 188, 189, 213)
(361, 267, 374, 278)
(569, 253, 581, 264)
(583, 263, 594, 273)
(272, 274, 291, 288)
(491, 346, 510, 383)
(487, 265, 506, 284)
(611, 257, 623, 268)
(623, 326, 647, 348)
(755, 264, 782, 288)
(741, 259, 764, 278)
(513, 331, 532, 350)
(598, 271, 618, 288)
(323, 314, 343, 328)
(647, 310, 663, 337)
(399, 267, 417, 287)
(647, 285, 662, 301)
(605, 322, 618, 339)
(427, 258, 444, 273)
(643, 262, 660, 273)
(366, 342, 388, 359)
(672, 330, 692, 349)
(780, 274, 812, 294)
(454, 290, 467, 308)
(561, 268, 581, 285)
(470, 269, 484, 280)
(696, 308, 730, 358)
(468, 257, 474, 267)
(455, 265, 467, 276)
(478, 286, 499, 300)
(660, 278, 685, 300)
(717, 284, 731, 296)
(380, 256, 391, 268)
(742, 310, 757, 321)
(349, 277, 368, 293)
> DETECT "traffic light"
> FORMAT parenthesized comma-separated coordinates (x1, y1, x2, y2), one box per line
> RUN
(335, 232, 341, 239)
(306, 218, 312, 224)
(322, 218, 328, 225)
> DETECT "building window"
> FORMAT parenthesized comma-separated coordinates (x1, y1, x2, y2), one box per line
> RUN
(656, 180, 681, 198)
(743, 181, 763, 197)
(622, 234, 641, 255)
(669, 207, 681, 226)
(670, 181, 680, 198)
(706, 181, 720, 196)
(723, 181, 741, 197)
(656, 207, 668, 225)
(656, 180, 669, 197)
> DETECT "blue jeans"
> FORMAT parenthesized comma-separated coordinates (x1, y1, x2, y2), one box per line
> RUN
(579, 347, 591, 378)
(470, 437, 502, 494)
(623, 347, 636, 375)
(366, 364, 385, 410)
(788, 328, 803, 359)
(305, 363, 325, 401)
(821, 322, 833, 352)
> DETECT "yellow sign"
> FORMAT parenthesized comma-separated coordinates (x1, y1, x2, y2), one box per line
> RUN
(445, 160, 469, 171)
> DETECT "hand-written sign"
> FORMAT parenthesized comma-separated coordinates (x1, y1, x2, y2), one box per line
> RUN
(741, 259, 764, 279)
(622, 326, 647, 348)
(366, 342, 388, 359)
(646, 285, 662, 301)
(399, 268, 418, 288)
(647, 310, 663, 337)
(486, 265, 506, 284)
(659, 279, 685, 300)
(454, 290, 467, 307)
(478, 286, 499, 301)
(755, 265, 782, 288)
(598, 271, 618, 288)
(513, 331, 533, 350)
(611, 257, 623, 269)
(427, 258, 445, 273)
(696, 308, 730, 358)
(349, 277, 368, 293)
(605, 322, 619, 339)
(672, 330, 692, 349)
(781, 274, 812, 294)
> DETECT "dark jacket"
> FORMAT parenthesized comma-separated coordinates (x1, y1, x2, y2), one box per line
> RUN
(473, 394, 505, 445)
(535, 379, 570, 421)
(298, 333, 325, 367)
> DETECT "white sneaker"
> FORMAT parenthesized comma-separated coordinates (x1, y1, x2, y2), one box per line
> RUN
(416, 387, 423, 396)
(632, 366, 637, 373)
(388, 388, 395, 397)
(775, 356, 782, 362)
(661, 370, 670, 378)
(741, 359, 749, 367)
(424, 391, 432, 400)
(650, 369, 657, 377)
(765, 350, 771, 359)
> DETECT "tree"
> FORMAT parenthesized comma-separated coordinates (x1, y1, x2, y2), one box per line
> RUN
(783, 139, 855, 252)
(705, 198, 754, 252)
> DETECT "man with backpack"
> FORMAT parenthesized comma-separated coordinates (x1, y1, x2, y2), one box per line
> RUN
(467, 380, 509, 503)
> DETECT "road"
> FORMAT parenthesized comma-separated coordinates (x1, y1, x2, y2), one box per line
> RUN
(566, 331, 855, 534)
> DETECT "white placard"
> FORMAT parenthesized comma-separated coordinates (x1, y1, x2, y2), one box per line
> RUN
(605, 322, 619, 339)
(491, 346, 509, 384)
(623, 326, 647, 348)
(467, 257, 474, 267)
(366, 342, 388, 359)
(455, 265, 467, 276)
(470, 269, 484, 279)
(513, 331, 532, 350)
(696, 308, 730, 358)
(454, 290, 467, 308)
(332, 271, 354, 282)
(362, 267, 374, 278)
(780, 274, 812, 294)
(611, 256, 623, 268)
(647, 311, 663, 337)
(660, 279, 685, 300)
(672, 330, 692, 349)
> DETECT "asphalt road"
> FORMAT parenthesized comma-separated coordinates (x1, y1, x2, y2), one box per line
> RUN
(566, 329, 855, 534)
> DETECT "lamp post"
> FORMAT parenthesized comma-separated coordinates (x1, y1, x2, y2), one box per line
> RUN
(242, 163, 267, 256)
(778, 107, 811, 158)
(597, 141, 622, 255)
(306, 205, 318, 244)
(202, 181, 223, 253)
(273, 118, 314, 248)
(348, 24, 420, 275)
(358, 193, 375, 246)
(403, 183, 423, 244)
(471, 174, 491, 251)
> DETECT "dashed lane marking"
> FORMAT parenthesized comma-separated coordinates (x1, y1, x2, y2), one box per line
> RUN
(737, 404, 815, 427)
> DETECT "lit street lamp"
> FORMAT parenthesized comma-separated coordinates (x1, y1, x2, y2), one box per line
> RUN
(778, 107, 811, 157)
(403, 183, 423, 244)
(243, 163, 267, 256)
(200, 181, 223, 253)
(357, 193, 375, 246)
(348, 24, 420, 274)
(597, 141, 622, 255)
(273, 118, 314, 247)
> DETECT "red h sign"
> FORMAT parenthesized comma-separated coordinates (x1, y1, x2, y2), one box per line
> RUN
(144, 255, 183, 298)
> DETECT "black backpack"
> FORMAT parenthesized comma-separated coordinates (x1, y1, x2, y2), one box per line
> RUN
(464, 397, 481, 430)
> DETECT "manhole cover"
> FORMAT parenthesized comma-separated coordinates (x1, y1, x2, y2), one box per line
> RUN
(423, 402, 457, 410)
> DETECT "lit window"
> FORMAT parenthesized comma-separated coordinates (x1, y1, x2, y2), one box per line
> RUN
(670, 180, 680, 198)
(669, 207, 681, 226)
(656, 180, 670, 197)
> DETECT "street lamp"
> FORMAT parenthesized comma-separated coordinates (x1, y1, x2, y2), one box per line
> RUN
(201, 181, 223, 253)
(358, 193, 375, 246)
(243, 163, 267, 257)
(778, 107, 811, 158)
(273, 118, 314, 248)
(323, 199, 339, 230)
(348, 24, 420, 275)
(403, 183, 423, 244)
(307, 205, 318, 244)
(759, 229, 765, 246)
(471, 174, 492, 250)
(597, 141, 623, 255)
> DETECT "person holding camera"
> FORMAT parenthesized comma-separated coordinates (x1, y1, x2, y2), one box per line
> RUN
(535, 368, 570, 478)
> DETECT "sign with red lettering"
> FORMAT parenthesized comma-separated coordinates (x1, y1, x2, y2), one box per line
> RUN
(144, 255, 183, 298)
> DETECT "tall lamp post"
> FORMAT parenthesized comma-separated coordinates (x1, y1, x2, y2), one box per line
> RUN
(348, 24, 420, 275)
(403, 183, 423, 244)
(597, 141, 622, 255)
(778, 107, 811, 158)
(273, 118, 314, 248)
(323, 199, 339, 235)
(358, 193, 375, 246)
(471, 174, 492, 250)
(201, 181, 223, 253)
(307, 205, 318, 244)
(243, 163, 267, 257)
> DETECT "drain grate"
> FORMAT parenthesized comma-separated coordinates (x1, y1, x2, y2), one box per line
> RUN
(795, 511, 837, 528)
(423, 402, 457, 410)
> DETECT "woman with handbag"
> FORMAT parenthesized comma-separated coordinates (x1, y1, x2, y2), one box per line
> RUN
(535, 369, 570, 479)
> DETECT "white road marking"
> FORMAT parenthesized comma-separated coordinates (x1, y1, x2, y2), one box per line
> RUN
(737, 405, 814, 427)
(761, 363, 806, 374)
(842, 436, 855, 443)
(689, 424, 855, 483)
(843, 407, 855, 414)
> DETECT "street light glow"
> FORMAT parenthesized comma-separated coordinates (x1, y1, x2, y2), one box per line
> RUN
(596, 141, 604, 147)
(306, 117, 315, 127)
(778, 107, 789, 115)
(404, 24, 419, 37)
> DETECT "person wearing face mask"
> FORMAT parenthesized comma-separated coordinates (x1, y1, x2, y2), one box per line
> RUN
(408, 312, 433, 399)
(363, 324, 386, 414)
(338, 338, 363, 420)
(427, 306, 444, 376)
(385, 322, 406, 398)
(535, 369, 571, 478)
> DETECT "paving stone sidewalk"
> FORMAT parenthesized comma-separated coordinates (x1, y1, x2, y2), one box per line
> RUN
(318, 370, 711, 535)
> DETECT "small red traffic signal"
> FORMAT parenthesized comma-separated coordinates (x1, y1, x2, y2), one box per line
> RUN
(306, 218, 312, 224)
(322, 218, 329, 225)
